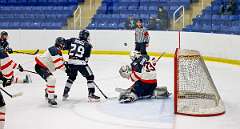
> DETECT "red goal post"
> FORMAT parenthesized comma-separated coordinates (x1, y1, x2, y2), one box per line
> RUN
(174, 48, 225, 117)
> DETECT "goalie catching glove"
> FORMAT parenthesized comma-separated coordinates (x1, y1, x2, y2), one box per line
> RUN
(119, 65, 131, 79)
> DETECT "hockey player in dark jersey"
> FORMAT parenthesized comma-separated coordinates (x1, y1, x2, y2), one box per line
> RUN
(118, 50, 170, 103)
(35, 37, 66, 107)
(62, 30, 100, 102)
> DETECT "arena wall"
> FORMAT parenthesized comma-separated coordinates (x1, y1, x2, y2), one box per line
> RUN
(3, 30, 240, 65)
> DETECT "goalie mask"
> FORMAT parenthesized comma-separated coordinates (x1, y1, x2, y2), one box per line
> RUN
(119, 65, 131, 79)
(130, 50, 141, 61)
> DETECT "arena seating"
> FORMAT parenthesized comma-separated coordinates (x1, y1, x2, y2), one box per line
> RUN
(87, 0, 191, 30)
(183, 0, 240, 35)
(0, 0, 84, 29)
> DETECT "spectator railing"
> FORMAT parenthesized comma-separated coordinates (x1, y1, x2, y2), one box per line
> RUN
(74, 5, 82, 30)
(173, 5, 185, 30)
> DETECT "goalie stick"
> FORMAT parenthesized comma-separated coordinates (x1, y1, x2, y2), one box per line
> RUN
(156, 52, 166, 62)
(0, 87, 23, 98)
(13, 49, 39, 55)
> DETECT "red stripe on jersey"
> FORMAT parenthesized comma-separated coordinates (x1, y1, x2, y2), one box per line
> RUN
(55, 64, 64, 70)
(47, 86, 55, 88)
(53, 58, 63, 63)
(1, 60, 13, 70)
(132, 70, 157, 84)
(129, 74, 136, 82)
(0, 119, 5, 121)
(13, 63, 17, 69)
(3, 71, 13, 78)
(0, 112, 5, 115)
(48, 91, 55, 93)
(35, 57, 47, 68)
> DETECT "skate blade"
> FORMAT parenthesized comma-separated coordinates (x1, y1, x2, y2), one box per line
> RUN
(62, 97, 69, 101)
(48, 104, 58, 108)
(88, 98, 101, 102)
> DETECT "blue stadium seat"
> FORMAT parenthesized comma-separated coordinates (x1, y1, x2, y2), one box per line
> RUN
(88, 0, 194, 29)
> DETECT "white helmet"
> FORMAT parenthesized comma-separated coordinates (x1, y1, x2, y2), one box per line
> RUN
(130, 50, 141, 60)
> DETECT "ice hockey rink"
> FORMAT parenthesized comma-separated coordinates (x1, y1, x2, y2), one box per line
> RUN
(3, 54, 240, 129)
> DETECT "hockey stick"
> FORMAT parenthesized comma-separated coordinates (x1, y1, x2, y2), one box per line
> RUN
(0, 87, 23, 98)
(22, 70, 38, 74)
(13, 49, 39, 55)
(156, 52, 166, 62)
(95, 84, 108, 99)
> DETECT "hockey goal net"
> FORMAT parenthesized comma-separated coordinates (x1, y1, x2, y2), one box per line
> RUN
(174, 48, 225, 116)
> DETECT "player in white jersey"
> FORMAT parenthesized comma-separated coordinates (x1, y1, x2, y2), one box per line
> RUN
(118, 51, 170, 103)
(0, 31, 31, 129)
(34, 37, 66, 107)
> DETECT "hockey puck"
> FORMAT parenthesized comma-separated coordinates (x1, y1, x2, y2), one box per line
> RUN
(124, 43, 127, 46)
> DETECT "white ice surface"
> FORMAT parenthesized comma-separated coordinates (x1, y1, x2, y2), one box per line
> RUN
(2, 54, 240, 129)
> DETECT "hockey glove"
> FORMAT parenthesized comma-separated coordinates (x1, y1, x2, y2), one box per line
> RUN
(0, 47, 4, 53)
(7, 48, 13, 54)
(17, 64, 24, 72)
(2, 77, 13, 87)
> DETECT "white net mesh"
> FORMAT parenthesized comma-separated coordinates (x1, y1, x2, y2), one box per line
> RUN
(175, 49, 225, 116)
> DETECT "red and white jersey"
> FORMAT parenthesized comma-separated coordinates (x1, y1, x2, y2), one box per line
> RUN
(0, 57, 17, 79)
(129, 61, 157, 84)
(35, 46, 65, 72)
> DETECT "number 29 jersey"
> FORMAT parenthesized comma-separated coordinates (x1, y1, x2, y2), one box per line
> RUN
(64, 38, 92, 65)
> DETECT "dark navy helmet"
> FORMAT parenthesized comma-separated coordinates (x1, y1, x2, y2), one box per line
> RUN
(79, 29, 89, 41)
(1, 31, 8, 41)
(55, 37, 65, 49)
(1, 31, 8, 37)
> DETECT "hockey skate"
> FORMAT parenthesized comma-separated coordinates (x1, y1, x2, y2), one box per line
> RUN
(45, 88, 57, 99)
(88, 88, 100, 102)
(62, 87, 70, 101)
(48, 98, 58, 107)
(23, 74, 32, 83)
(88, 94, 100, 102)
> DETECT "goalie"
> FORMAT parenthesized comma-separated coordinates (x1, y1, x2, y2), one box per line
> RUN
(118, 51, 171, 103)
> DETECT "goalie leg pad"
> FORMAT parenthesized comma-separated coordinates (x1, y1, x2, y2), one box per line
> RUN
(153, 86, 171, 98)
(132, 81, 157, 97)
